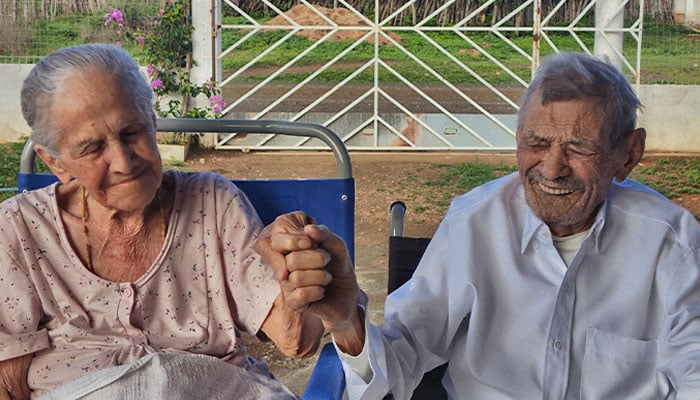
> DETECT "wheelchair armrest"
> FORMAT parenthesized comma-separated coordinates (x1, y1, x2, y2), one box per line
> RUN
(300, 342, 345, 400)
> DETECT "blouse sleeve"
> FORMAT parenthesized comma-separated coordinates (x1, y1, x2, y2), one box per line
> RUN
(0, 202, 50, 361)
(213, 177, 280, 335)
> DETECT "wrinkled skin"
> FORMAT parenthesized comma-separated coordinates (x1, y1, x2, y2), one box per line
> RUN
(254, 212, 365, 355)
(516, 93, 645, 236)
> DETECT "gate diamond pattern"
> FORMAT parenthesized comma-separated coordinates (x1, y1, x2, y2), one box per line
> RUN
(215, 0, 642, 151)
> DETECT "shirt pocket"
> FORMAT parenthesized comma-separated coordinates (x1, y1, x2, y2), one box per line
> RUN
(580, 326, 659, 400)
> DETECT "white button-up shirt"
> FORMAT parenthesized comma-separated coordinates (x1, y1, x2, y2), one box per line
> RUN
(340, 173, 700, 399)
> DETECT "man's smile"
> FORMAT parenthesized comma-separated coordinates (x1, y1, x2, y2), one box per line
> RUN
(536, 182, 575, 196)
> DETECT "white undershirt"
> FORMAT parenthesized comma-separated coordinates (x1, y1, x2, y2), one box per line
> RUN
(551, 230, 589, 267)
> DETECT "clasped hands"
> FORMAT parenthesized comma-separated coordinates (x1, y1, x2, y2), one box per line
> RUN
(254, 211, 362, 334)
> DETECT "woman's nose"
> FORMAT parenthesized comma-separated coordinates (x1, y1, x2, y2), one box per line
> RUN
(106, 141, 134, 174)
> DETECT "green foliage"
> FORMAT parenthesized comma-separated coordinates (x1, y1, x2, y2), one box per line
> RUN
(221, 24, 536, 84)
(395, 162, 518, 213)
(30, 13, 108, 57)
(631, 157, 700, 198)
(104, 1, 226, 120)
(434, 162, 517, 192)
(636, 23, 700, 84)
(219, 17, 697, 85)
(0, 140, 52, 202)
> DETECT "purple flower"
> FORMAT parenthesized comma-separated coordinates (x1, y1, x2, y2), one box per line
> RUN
(103, 7, 124, 27)
(135, 36, 145, 47)
(209, 94, 227, 114)
(151, 79, 166, 90)
(147, 64, 155, 76)
(112, 8, 124, 23)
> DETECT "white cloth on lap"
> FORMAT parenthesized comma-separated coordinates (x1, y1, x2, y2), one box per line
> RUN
(36, 352, 297, 400)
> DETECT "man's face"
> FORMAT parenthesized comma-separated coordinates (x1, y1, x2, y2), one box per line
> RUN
(516, 93, 630, 236)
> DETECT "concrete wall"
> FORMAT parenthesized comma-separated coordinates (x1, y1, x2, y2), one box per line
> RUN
(0, 64, 33, 142)
(675, 0, 700, 25)
(2, 64, 699, 153)
(638, 85, 700, 153)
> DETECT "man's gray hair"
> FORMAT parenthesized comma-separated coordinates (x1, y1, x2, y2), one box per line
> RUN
(518, 52, 642, 150)
(21, 43, 154, 155)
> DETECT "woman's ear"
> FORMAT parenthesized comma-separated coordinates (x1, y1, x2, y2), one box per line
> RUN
(614, 128, 646, 182)
(35, 146, 73, 184)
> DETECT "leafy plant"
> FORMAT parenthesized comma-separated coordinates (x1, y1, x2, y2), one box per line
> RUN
(393, 162, 517, 216)
(104, 0, 227, 145)
(631, 157, 700, 198)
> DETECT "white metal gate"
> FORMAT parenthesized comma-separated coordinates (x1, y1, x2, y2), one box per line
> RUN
(212, 0, 643, 151)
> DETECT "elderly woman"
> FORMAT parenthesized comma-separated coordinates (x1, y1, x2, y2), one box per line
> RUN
(0, 44, 323, 399)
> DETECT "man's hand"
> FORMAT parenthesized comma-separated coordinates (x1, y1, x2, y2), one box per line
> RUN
(254, 212, 362, 333)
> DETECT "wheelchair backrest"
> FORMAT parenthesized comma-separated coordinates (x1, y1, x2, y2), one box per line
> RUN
(18, 118, 355, 261)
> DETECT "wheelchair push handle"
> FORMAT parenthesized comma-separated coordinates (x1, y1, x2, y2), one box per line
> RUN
(20, 118, 353, 179)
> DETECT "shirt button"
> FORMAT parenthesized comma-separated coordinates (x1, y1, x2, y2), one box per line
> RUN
(553, 340, 563, 351)
(123, 288, 133, 296)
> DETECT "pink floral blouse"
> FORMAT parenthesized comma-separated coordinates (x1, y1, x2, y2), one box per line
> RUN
(0, 170, 280, 397)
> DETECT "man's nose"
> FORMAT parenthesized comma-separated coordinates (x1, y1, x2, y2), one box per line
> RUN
(539, 146, 571, 179)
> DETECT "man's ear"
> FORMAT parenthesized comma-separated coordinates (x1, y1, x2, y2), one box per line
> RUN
(614, 128, 646, 182)
(35, 146, 73, 184)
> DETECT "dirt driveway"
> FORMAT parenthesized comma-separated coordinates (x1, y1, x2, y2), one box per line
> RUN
(183, 149, 699, 396)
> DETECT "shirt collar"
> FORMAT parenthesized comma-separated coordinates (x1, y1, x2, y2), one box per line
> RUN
(520, 193, 610, 254)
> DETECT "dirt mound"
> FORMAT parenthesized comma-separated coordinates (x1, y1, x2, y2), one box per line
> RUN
(264, 4, 401, 45)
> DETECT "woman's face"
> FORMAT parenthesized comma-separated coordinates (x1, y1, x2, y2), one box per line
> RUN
(42, 69, 162, 213)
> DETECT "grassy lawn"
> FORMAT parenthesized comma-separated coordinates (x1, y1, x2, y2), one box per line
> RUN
(2, 8, 698, 85)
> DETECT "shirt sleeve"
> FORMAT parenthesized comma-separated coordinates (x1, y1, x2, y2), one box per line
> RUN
(335, 304, 373, 383)
(0, 250, 49, 361)
(658, 246, 700, 397)
(336, 218, 462, 399)
(339, 320, 419, 400)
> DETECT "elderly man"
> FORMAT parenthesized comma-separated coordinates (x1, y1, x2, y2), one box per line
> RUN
(258, 52, 700, 399)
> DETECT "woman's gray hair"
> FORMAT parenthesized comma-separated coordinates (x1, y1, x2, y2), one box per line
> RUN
(21, 43, 154, 155)
(517, 52, 642, 150)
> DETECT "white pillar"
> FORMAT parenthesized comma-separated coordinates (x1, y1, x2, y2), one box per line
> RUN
(594, 0, 625, 70)
(190, 0, 223, 147)
(190, 0, 217, 110)
(689, 0, 700, 25)
(674, 0, 685, 23)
